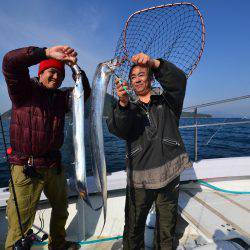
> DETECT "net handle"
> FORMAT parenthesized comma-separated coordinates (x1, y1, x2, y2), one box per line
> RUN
(122, 2, 206, 78)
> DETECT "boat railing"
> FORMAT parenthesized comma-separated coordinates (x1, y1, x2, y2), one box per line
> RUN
(181, 95, 250, 161)
(0, 95, 250, 163)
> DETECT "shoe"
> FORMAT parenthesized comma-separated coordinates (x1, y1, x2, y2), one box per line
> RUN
(48, 240, 80, 250)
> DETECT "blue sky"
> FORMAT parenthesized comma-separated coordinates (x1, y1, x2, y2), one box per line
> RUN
(0, 0, 249, 117)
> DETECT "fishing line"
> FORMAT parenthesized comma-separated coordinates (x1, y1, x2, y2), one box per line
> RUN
(0, 114, 25, 238)
(204, 118, 227, 146)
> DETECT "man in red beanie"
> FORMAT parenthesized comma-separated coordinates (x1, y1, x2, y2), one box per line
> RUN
(2, 45, 91, 250)
(38, 58, 66, 88)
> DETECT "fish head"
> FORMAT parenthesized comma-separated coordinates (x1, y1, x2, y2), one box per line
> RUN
(71, 64, 81, 75)
(102, 58, 120, 72)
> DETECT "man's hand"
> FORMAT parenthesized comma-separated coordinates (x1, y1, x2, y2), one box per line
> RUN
(131, 53, 160, 69)
(115, 78, 129, 107)
(45, 45, 77, 65)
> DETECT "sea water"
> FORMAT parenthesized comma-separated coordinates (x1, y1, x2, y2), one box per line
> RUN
(0, 117, 250, 188)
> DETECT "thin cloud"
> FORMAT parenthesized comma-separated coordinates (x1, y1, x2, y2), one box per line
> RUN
(0, 2, 107, 112)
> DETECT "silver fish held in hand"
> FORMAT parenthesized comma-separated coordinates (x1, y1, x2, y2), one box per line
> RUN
(90, 58, 118, 232)
(71, 64, 88, 200)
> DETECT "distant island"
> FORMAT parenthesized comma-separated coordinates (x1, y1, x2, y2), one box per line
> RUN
(102, 94, 212, 118)
(1, 93, 212, 119)
(181, 111, 212, 118)
(1, 109, 11, 120)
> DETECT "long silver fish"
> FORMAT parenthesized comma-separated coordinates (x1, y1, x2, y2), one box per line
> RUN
(90, 58, 118, 230)
(71, 64, 88, 199)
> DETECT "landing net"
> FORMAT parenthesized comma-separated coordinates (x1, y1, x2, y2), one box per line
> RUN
(111, 2, 205, 96)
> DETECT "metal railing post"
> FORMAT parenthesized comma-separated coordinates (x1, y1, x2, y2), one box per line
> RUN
(194, 108, 198, 161)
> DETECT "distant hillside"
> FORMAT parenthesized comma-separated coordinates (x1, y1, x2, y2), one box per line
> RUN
(181, 111, 212, 118)
(1, 94, 212, 119)
(1, 109, 11, 119)
(102, 94, 212, 118)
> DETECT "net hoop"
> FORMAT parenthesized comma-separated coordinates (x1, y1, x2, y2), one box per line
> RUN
(122, 2, 205, 78)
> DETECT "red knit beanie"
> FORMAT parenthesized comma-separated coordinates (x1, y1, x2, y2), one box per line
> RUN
(38, 59, 65, 77)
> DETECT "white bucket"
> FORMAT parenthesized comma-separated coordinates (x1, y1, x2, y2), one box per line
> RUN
(144, 209, 156, 248)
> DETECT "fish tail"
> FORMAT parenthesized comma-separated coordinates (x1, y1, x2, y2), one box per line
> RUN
(98, 202, 107, 237)
(81, 194, 103, 212)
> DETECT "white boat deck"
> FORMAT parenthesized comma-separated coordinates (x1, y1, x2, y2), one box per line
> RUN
(179, 182, 250, 246)
(30, 180, 250, 249)
(0, 157, 249, 249)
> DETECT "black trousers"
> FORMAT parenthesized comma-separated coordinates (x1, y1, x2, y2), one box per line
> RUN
(123, 177, 180, 250)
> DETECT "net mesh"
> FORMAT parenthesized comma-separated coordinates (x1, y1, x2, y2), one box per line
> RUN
(111, 3, 205, 96)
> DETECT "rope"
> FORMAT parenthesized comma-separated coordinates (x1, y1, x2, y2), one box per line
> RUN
(197, 180, 250, 195)
(34, 235, 123, 246)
